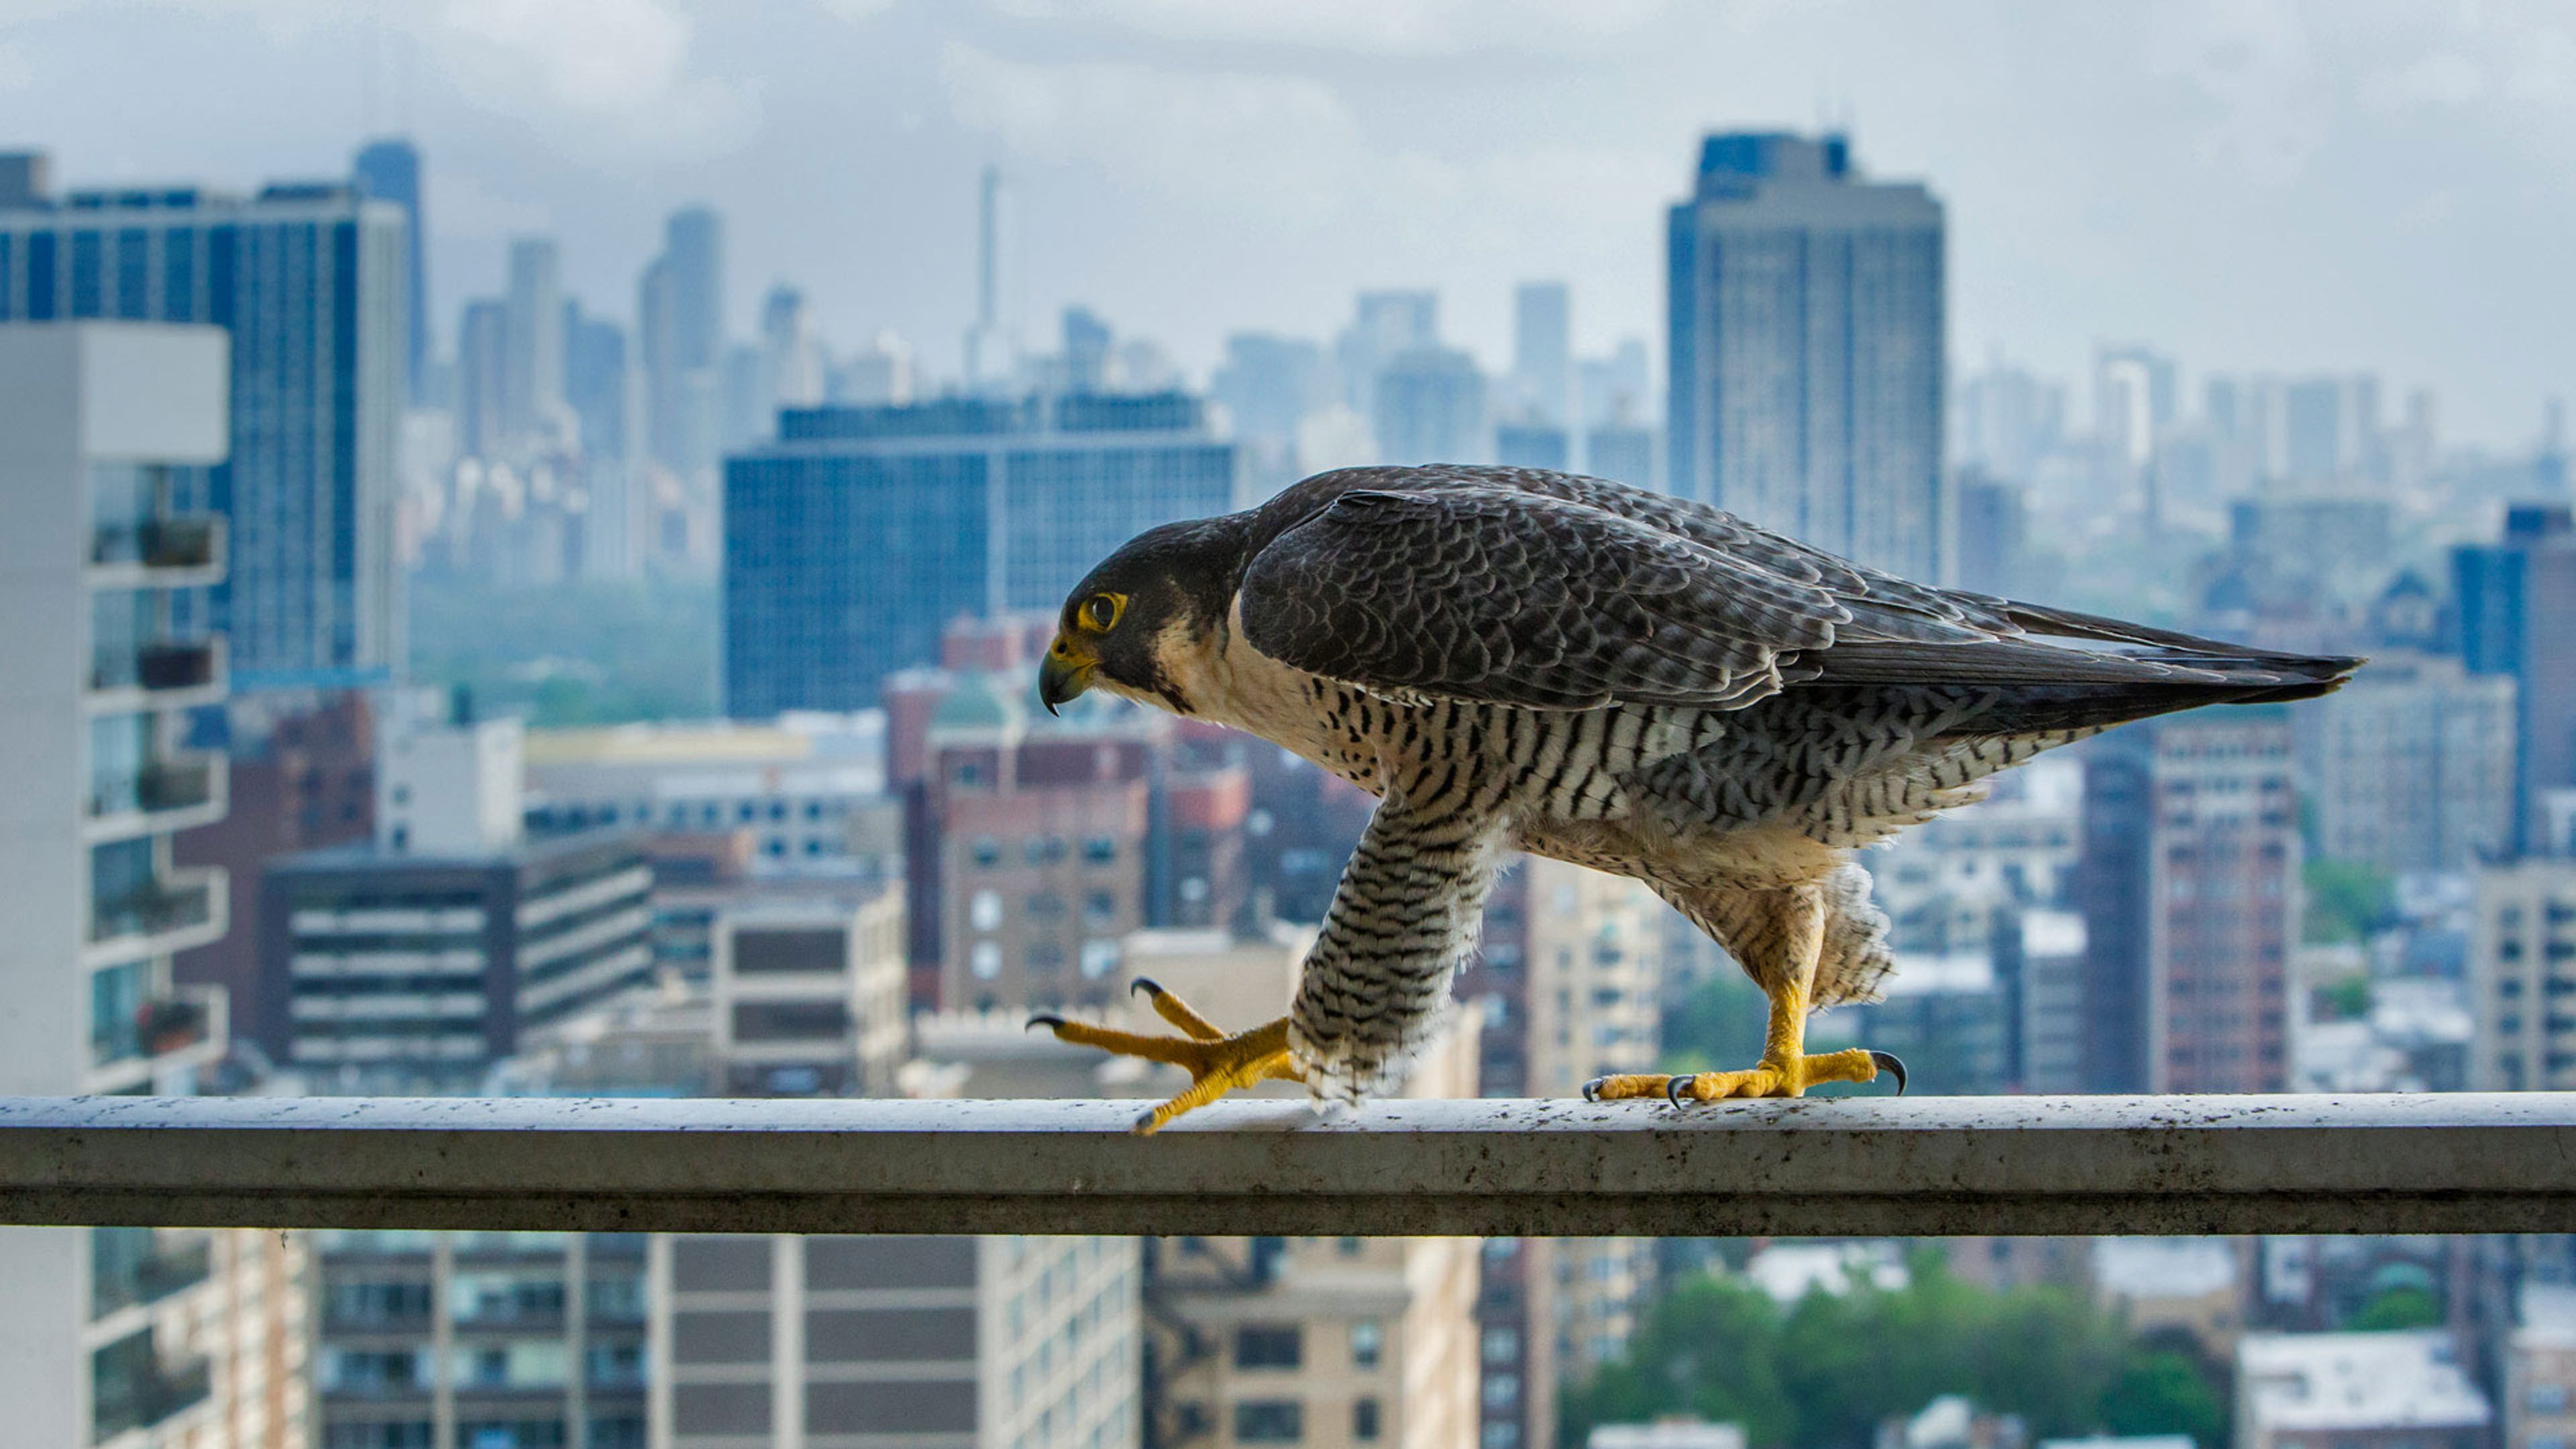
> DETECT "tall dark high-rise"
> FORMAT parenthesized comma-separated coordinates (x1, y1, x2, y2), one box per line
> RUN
(1667, 131, 1945, 580)
(2072, 711, 2298, 1094)
(352, 138, 427, 407)
(2456, 505, 2576, 853)
(0, 158, 407, 683)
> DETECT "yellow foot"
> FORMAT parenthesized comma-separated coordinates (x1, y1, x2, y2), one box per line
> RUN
(1028, 978, 1303, 1134)
(1582, 1049, 1906, 1105)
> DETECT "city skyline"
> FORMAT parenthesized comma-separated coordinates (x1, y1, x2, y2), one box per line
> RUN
(6, 3, 2573, 446)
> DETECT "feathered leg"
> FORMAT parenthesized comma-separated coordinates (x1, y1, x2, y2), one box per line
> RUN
(1036, 782, 1506, 1127)
(1585, 883, 1903, 1103)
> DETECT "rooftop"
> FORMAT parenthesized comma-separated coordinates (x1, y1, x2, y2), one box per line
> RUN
(2238, 1330, 2492, 1433)
(525, 712, 884, 767)
(2092, 1236, 2240, 1300)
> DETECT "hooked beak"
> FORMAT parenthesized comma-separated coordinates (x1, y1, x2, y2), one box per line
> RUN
(1038, 633, 1095, 716)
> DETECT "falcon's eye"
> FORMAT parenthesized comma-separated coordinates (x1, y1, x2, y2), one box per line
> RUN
(1081, 593, 1126, 632)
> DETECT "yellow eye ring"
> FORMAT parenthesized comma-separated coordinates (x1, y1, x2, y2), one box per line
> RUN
(1081, 593, 1126, 632)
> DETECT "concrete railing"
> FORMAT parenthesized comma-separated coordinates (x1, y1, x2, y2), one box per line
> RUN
(1, 1092, 2569, 1238)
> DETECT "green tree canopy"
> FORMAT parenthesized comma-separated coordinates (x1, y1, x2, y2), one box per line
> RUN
(1562, 1251, 2224, 1449)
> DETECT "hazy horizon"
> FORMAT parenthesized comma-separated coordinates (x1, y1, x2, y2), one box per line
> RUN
(7, 0, 2571, 447)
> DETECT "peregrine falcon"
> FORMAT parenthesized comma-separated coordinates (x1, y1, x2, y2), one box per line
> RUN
(1032, 466, 2359, 1131)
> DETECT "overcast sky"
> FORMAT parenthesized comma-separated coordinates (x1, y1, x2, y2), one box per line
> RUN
(6, 0, 2571, 446)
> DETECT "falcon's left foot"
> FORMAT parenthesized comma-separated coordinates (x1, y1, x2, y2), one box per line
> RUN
(1582, 1049, 1905, 1105)
(1028, 979, 1304, 1134)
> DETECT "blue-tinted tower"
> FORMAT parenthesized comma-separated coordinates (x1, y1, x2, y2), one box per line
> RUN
(723, 394, 1240, 714)
(352, 138, 427, 407)
(0, 165, 407, 684)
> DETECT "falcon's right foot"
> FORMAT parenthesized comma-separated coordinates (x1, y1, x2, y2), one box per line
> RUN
(1029, 978, 1303, 1134)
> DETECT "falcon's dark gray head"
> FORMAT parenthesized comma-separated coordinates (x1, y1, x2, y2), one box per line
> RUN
(1039, 515, 1246, 716)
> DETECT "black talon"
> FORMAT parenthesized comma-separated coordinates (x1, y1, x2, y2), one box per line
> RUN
(1026, 1013, 1066, 1032)
(1582, 1077, 1605, 1103)
(1869, 1051, 1909, 1095)
(1665, 1075, 1697, 1108)
(1129, 977, 1164, 1000)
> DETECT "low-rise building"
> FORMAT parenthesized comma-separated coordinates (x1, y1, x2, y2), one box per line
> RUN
(1590, 1423, 1748, 1449)
(2508, 1284, 2576, 1449)
(258, 717, 653, 1083)
(709, 892, 908, 1097)
(2091, 1238, 2247, 1358)
(2234, 1330, 2491, 1449)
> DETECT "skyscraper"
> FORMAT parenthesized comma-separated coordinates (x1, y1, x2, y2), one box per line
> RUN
(0, 160, 408, 683)
(1666, 131, 1945, 580)
(352, 138, 427, 407)
(759, 282, 823, 413)
(1511, 280, 1572, 425)
(640, 205, 725, 478)
(502, 235, 565, 447)
(2073, 712, 2298, 1095)
(2455, 506, 2576, 853)
(454, 297, 508, 463)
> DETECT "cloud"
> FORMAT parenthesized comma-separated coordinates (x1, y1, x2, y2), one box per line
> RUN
(2363, 52, 2485, 111)
(2142, 1, 2330, 186)
(941, 43, 1369, 222)
(421, 0, 757, 155)
(986, 0, 1673, 56)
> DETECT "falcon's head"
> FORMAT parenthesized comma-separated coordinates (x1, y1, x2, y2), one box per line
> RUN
(1038, 516, 1243, 716)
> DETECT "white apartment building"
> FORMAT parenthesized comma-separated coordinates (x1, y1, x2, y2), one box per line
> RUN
(0, 321, 305, 1448)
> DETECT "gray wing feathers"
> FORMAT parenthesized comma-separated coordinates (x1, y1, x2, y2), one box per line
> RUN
(1239, 487, 1837, 710)
(1238, 466, 2347, 712)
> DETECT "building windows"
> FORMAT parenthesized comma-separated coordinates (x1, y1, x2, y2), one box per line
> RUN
(971, 837, 1002, 868)
(1350, 1319, 1383, 1368)
(1481, 1326, 1520, 1364)
(1026, 836, 1067, 865)
(1232, 1401, 1303, 1443)
(1353, 1397, 1382, 1441)
(1079, 938, 1118, 979)
(1483, 1373, 1521, 1408)
(971, 942, 1004, 980)
(971, 890, 1004, 932)
(1083, 836, 1118, 865)
(1481, 1425, 1523, 1449)
(1234, 1324, 1303, 1369)
(1083, 890, 1118, 926)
